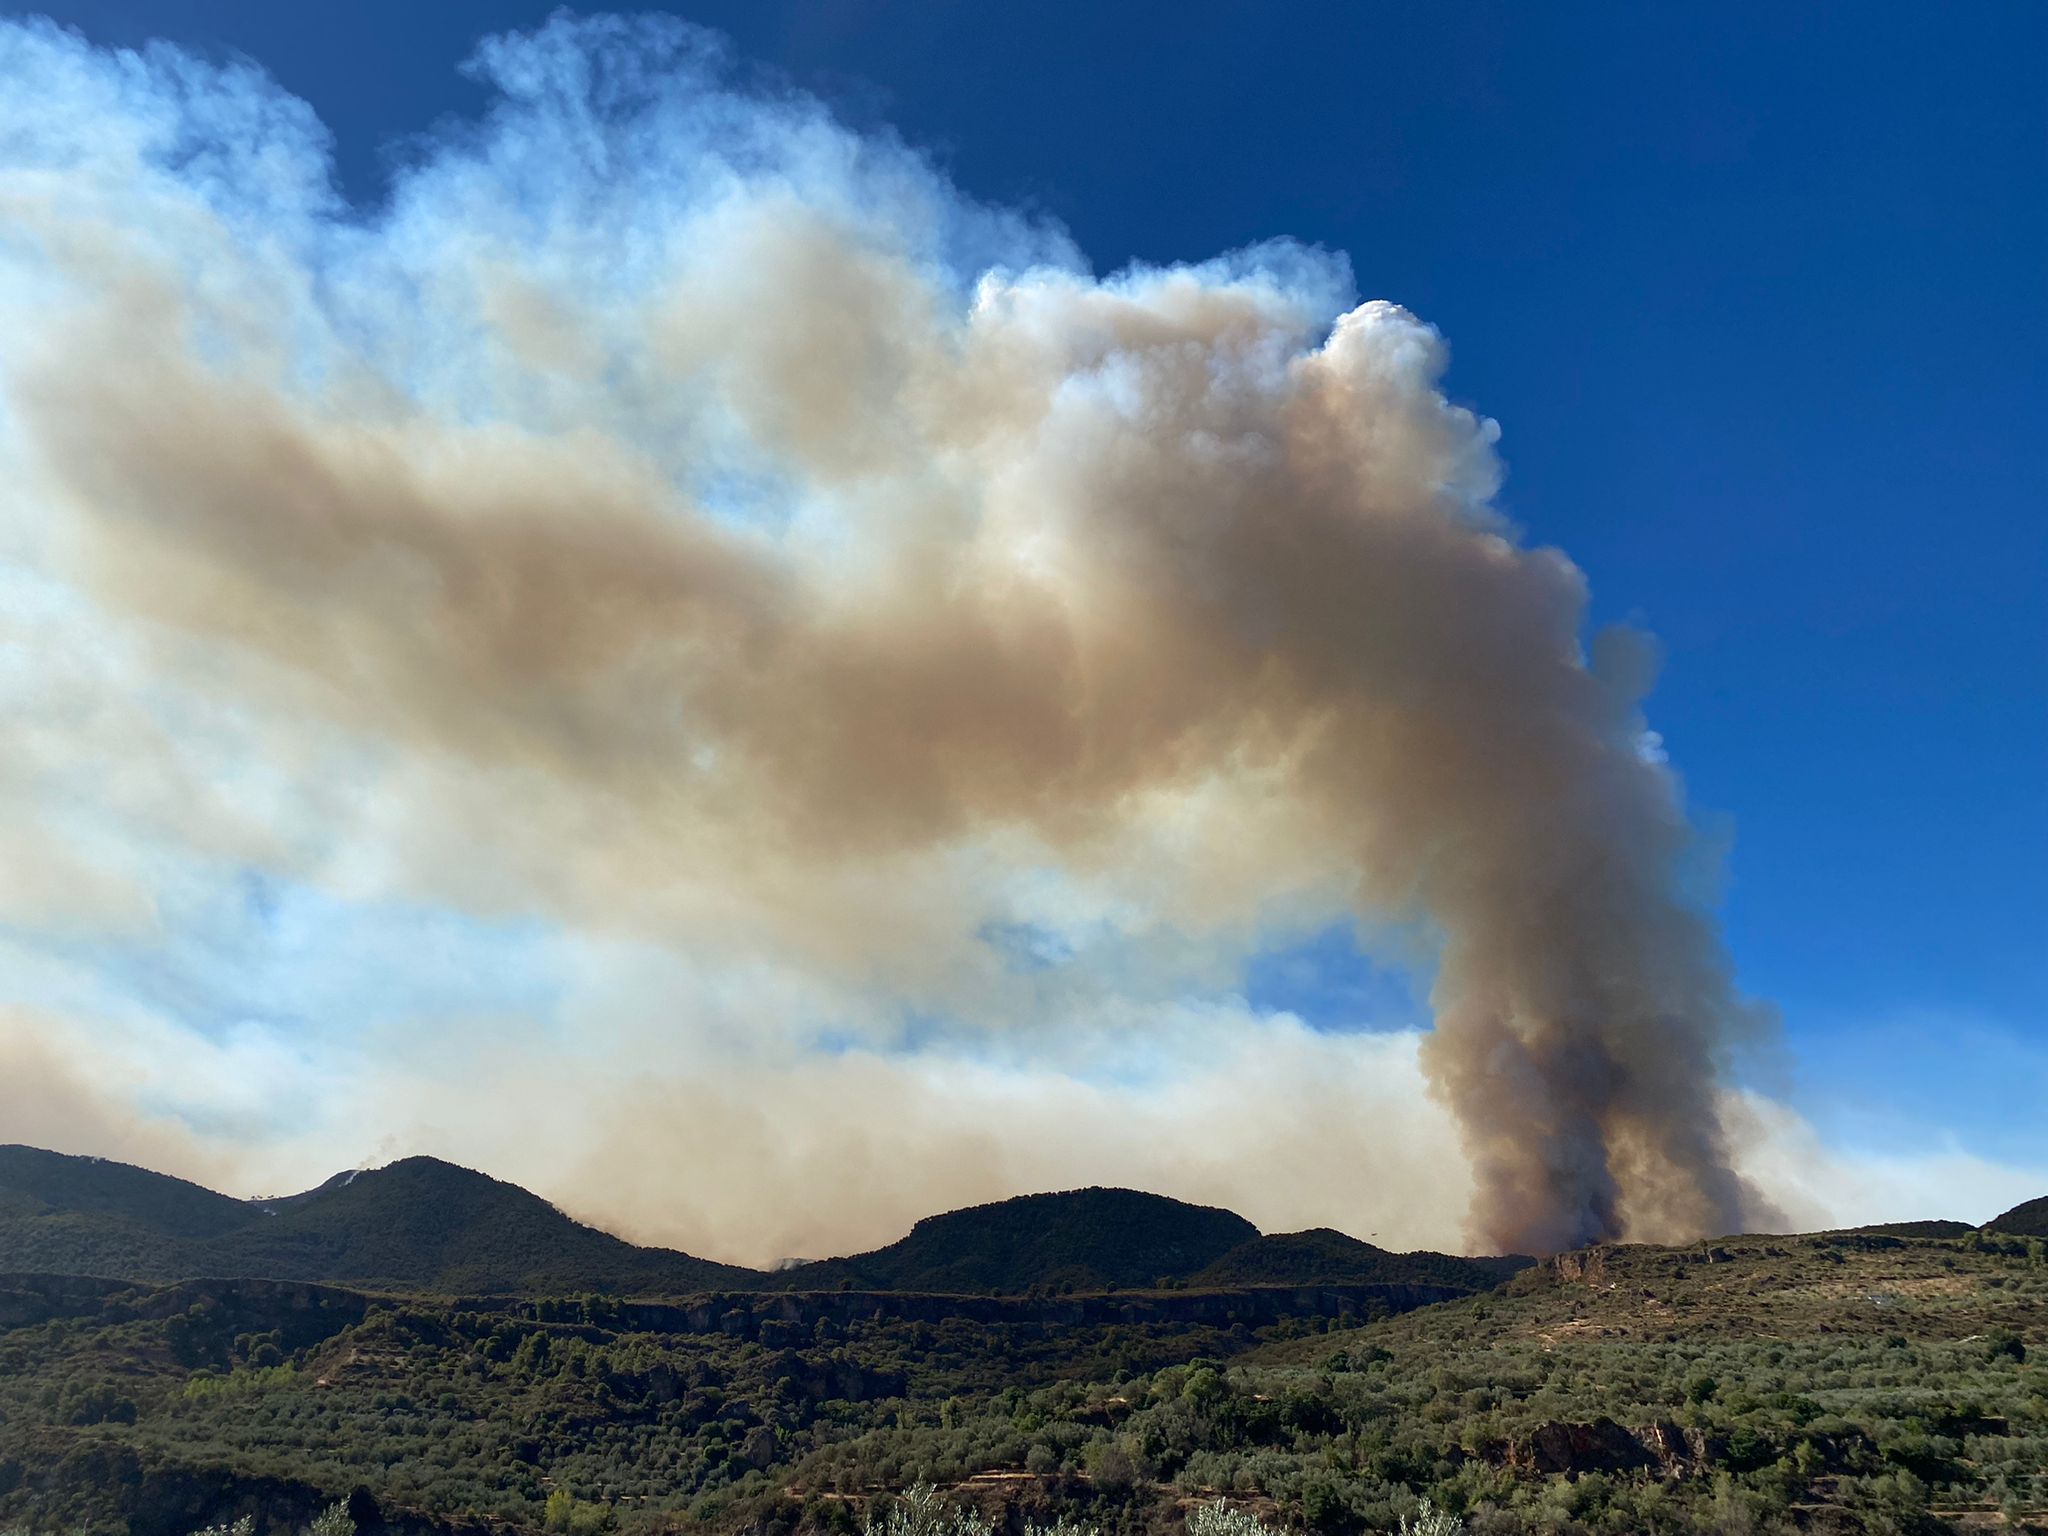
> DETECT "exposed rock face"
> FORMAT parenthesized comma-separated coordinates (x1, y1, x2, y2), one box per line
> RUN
(741, 1425, 780, 1470)
(1640, 1421, 1722, 1476)
(1492, 1418, 1738, 1479)
(1552, 1249, 1611, 1286)
(1505, 1417, 1653, 1476)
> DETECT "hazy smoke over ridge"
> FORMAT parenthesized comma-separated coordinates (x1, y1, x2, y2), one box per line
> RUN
(0, 15, 1777, 1253)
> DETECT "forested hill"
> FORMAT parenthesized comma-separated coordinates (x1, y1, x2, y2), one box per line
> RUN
(784, 1187, 1260, 1292)
(1191, 1227, 1532, 1290)
(0, 1146, 1530, 1298)
(0, 1148, 751, 1296)
(0, 1145, 253, 1240)
(1989, 1194, 2048, 1237)
(781, 1193, 1534, 1295)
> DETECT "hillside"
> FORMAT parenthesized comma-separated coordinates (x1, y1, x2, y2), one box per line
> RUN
(0, 1147, 750, 1295)
(1988, 1194, 2048, 1237)
(0, 1146, 257, 1281)
(1192, 1227, 1531, 1291)
(787, 1186, 1259, 1293)
(0, 1146, 253, 1238)
(0, 1225, 2039, 1533)
(1829, 1219, 1977, 1240)
(205, 1156, 756, 1294)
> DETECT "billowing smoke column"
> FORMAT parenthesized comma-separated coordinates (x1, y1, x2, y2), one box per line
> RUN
(0, 15, 1772, 1252)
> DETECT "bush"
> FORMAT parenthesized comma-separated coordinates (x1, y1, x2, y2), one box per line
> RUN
(864, 1483, 993, 1536)
(1187, 1502, 1270, 1536)
(542, 1490, 614, 1535)
(1397, 1500, 1463, 1536)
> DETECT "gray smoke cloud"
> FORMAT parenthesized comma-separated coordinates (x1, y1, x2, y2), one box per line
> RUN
(0, 14, 1779, 1253)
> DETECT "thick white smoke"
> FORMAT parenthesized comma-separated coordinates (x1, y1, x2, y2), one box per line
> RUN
(0, 14, 1786, 1254)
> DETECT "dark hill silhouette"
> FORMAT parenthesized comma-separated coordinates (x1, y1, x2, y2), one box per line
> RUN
(0, 1145, 255, 1280)
(0, 1145, 1529, 1299)
(1825, 1219, 1976, 1240)
(0, 1145, 250, 1238)
(1985, 1195, 2048, 1237)
(0, 1147, 749, 1295)
(216, 1156, 756, 1294)
(787, 1186, 1258, 1293)
(1192, 1227, 1530, 1289)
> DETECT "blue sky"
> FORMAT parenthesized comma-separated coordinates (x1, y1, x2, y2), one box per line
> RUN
(0, 2, 2041, 1255)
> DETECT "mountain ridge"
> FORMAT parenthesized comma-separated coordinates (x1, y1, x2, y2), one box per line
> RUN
(1192, 1225, 1532, 1290)
(0, 1144, 1527, 1298)
(0, 1146, 751, 1296)
(1986, 1193, 2048, 1237)
(788, 1185, 1259, 1293)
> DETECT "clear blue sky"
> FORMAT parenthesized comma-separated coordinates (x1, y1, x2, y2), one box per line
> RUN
(13, 1, 2045, 1176)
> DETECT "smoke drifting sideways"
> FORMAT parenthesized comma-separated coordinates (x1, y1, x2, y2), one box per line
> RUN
(0, 14, 1779, 1254)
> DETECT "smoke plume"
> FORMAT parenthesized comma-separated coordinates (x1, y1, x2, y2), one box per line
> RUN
(0, 14, 1777, 1253)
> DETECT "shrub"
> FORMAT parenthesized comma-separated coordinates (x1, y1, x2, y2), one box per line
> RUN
(1187, 1502, 1270, 1536)
(864, 1482, 993, 1536)
(542, 1490, 614, 1535)
(1397, 1499, 1463, 1536)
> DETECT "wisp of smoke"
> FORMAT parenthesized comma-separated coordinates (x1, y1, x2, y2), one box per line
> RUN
(0, 14, 1777, 1252)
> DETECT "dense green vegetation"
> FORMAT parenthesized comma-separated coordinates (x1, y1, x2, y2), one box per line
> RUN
(0, 1227, 2041, 1536)
(0, 1151, 255, 1242)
